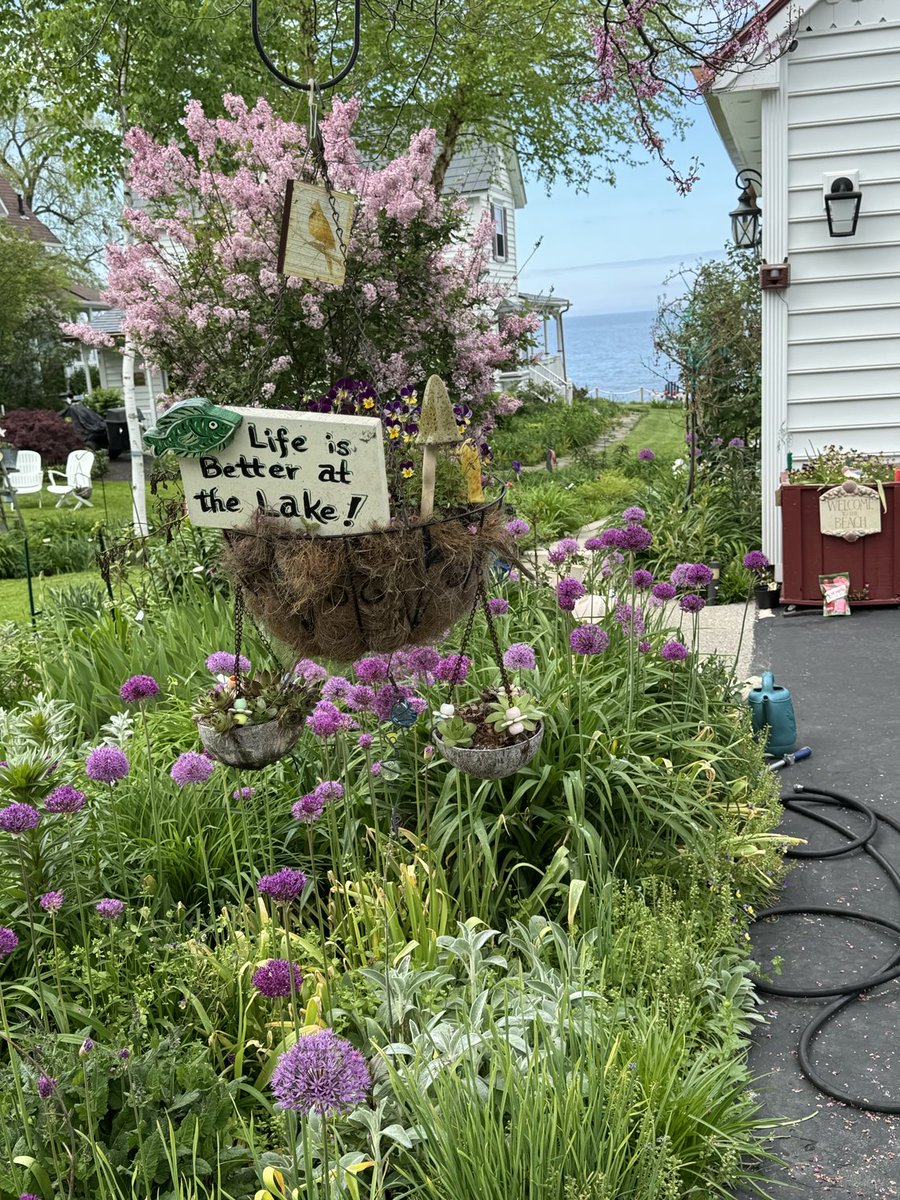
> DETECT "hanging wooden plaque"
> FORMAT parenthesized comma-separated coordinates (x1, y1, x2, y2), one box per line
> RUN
(818, 481, 882, 542)
(277, 179, 356, 286)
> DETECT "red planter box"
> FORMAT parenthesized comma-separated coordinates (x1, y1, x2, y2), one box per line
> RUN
(780, 483, 900, 606)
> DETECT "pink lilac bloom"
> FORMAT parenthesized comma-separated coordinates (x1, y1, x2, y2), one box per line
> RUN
(652, 582, 676, 602)
(294, 658, 328, 684)
(252, 958, 303, 999)
(433, 653, 470, 683)
(619, 525, 652, 552)
(270, 1027, 371, 1116)
(37, 1075, 57, 1099)
(568, 626, 610, 655)
(307, 700, 345, 738)
(257, 868, 307, 903)
(661, 640, 689, 662)
(95, 898, 125, 921)
(232, 787, 255, 800)
(292, 792, 325, 823)
(39, 891, 64, 913)
(352, 656, 390, 683)
(44, 785, 86, 815)
(322, 675, 352, 702)
(631, 569, 654, 589)
(206, 651, 251, 675)
(370, 761, 383, 777)
(85, 746, 130, 783)
(679, 593, 706, 614)
(119, 674, 160, 703)
(503, 643, 536, 670)
(637, 448, 655, 461)
(622, 506, 646, 524)
(358, 733, 373, 749)
(0, 803, 40, 834)
(638, 640, 652, 653)
(487, 597, 510, 615)
(556, 577, 586, 612)
(170, 751, 215, 786)
(345, 684, 376, 711)
(0, 927, 18, 958)
(505, 518, 530, 537)
(743, 550, 770, 571)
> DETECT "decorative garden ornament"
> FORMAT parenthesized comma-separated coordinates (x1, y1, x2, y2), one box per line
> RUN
(278, 180, 356, 286)
(416, 374, 462, 521)
(144, 397, 243, 457)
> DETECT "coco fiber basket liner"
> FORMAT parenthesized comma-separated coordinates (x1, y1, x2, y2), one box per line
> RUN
(221, 493, 515, 662)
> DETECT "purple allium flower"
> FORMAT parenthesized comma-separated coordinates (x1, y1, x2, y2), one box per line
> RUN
(232, 786, 255, 801)
(728, 437, 745, 449)
(257, 868, 307, 904)
(292, 792, 325, 823)
(0, 803, 40, 834)
(370, 761, 383, 777)
(652, 582, 677, 602)
(622, 506, 646, 524)
(322, 675, 352, 702)
(423, 744, 434, 761)
(20, 1193, 41, 1200)
(85, 746, 129, 784)
(568, 625, 610, 655)
(0, 927, 18, 958)
(487, 597, 510, 616)
(547, 546, 568, 565)
(511, 460, 522, 474)
(345, 684, 376, 712)
(631, 569, 654, 590)
(433, 653, 470, 684)
(39, 891, 64, 914)
(358, 733, 373, 750)
(80, 1038, 94, 1057)
(37, 1074, 57, 1099)
(252, 958, 303, 999)
(556, 576, 586, 612)
(638, 640, 652, 653)
(170, 751, 215, 787)
(743, 550, 770, 571)
(44, 785, 86, 815)
(669, 563, 691, 587)
(679, 593, 706, 614)
(584, 536, 604, 551)
(314, 781, 344, 803)
(373, 684, 409, 723)
(619, 525, 652, 553)
(306, 700, 345, 738)
(352, 656, 390, 684)
(206, 651, 251, 675)
(637, 448, 655, 461)
(95, 898, 125, 921)
(597, 528, 623, 549)
(685, 563, 714, 588)
(503, 642, 537, 670)
(119, 674, 160, 704)
(661, 639, 689, 662)
(711, 437, 723, 448)
(294, 658, 328, 684)
(505, 518, 530, 538)
(270, 1028, 371, 1116)
(406, 646, 441, 677)
(615, 602, 645, 636)
(556, 537, 579, 557)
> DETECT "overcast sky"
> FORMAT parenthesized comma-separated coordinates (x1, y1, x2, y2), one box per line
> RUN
(516, 106, 739, 317)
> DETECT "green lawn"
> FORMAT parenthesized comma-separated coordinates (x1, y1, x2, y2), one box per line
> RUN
(0, 569, 106, 625)
(619, 407, 684, 459)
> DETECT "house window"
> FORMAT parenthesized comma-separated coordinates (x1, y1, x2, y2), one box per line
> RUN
(491, 203, 508, 261)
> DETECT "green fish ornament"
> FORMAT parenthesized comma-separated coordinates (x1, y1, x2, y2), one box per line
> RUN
(143, 397, 243, 458)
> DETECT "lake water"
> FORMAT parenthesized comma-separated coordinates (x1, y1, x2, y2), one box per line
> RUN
(562, 310, 677, 400)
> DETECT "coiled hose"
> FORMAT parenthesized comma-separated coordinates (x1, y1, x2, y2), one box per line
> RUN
(754, 784, 900, 1113)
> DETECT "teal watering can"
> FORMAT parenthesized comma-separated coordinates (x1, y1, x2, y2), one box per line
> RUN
(748, 672, 797, 758)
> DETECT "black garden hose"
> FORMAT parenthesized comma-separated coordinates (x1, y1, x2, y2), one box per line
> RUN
(753, 784, 900, 1112)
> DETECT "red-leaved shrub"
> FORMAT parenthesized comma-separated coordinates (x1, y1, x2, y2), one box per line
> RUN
(2, 409, 85, 465)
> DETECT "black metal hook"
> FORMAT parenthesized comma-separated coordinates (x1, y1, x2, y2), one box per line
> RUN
(250, 0, 361, 93)
(735, 167, 762, 194)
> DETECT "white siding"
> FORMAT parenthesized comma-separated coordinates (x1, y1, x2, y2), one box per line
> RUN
(97, 349, 165, 410)
(464, 184, 519, 295)
(784, 1, 900, 454)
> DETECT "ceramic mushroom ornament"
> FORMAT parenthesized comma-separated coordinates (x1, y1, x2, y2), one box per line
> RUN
(416, 374, 462, 521)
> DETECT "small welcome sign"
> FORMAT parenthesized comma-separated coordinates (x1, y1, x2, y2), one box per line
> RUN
(145, 398, 390, 534)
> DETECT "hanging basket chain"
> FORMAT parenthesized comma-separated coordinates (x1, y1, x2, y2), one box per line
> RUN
(444, 575, 515, 704)
(233, 587, 246, 697)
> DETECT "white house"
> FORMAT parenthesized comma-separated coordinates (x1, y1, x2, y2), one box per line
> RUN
(703, 0, 900, 576)
(443, 142, 573, 399)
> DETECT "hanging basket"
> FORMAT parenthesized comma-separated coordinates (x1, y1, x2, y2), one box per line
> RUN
(220, 493, 515, 663)
(434, 722, 544, 780)
(197, 716, 303, 770)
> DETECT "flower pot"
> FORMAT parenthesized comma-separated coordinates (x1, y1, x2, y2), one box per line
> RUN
(197, 717, 302, 769)
(434, 723, 544, 780)
(754, 584, 780, 610)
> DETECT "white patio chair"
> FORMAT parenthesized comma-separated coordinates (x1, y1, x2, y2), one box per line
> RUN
(47, 449, 95, 509)
(7, 450, 44, 507)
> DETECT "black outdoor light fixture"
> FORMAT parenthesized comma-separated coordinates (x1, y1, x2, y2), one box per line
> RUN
(730, 169, 762, 249)
(824, 175, 863, 238)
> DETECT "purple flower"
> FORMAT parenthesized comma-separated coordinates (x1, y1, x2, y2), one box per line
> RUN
(0, 927, 19, 958)
(252, 958, 303, 999)
(119, 674, 160, 704)
(44, 785, 86, 815)
(503, 642, 536, 670)
(118, 1048, 130, 1062)
(39, 891, 64, 914)
(306, 700, 346, 738)
(358, 733, 373, 750)
(370, 761, 383, 777)
(270, 1028, 371, 1116)
(85, 746, 130, 784)
(597, 528, 623, 549)
(638, 640, 651, 653)
(433, 654, 470, 684)
(487, 597, 510, 616)
(345, 684, 376, 712)
(619, 525, 652, 553)
(679, 593, 706, 614)
(652, 582, 676, 602)
(631, 569, 654, 590)
(568, 625, 610, 655)
(728, 437, 745, 449)
(511, 460, 522, 474)
(556, 576, 586, 612)
(615, 602, 645, 637)
(622, 506, 646, 524)
(406, 646, 441, 677)
(322, 675, 352, 702)
(80, 1038, 94, 1056)
(292, 792, 325, 823)
(352, 656, 390, 684)
(584, 536, 604, 551)
(294, 658, 328, 684)
(547, 546, 568, 565)
(257, 868, 307, 904)
(0, 803, 40, 834)
(20, 1193, 41, 1200)
(206, 651, 251, 675)
(711, 436, 723, 448)
(685, 563, 714, 588)
(170, 751, 215, 787)
(669, 563, 691, 587)
(556, 537, 579, 557)
(505, 518, 530, 538)
(743, 550, 770, 572)
(95, 898, 125, 921)
(232, 787, 255, 801)
(37, 1074, 57, 1099)
(660, 639, 689, 662)
(637, 448, 655, 461)
(314, 780, 344, 803)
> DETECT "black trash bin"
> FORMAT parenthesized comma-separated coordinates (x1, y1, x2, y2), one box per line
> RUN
(105, 408, 129, 460)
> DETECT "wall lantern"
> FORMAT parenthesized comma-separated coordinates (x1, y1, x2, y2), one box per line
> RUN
(730, 169, 762, 249)
(823, 173, 862, 238)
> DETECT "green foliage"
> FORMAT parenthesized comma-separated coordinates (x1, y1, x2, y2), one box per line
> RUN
(0, 515, 95, 579)
(83, 387, 123, 415)
(788, 444, 897, 484)
(491, 396, 616, 467)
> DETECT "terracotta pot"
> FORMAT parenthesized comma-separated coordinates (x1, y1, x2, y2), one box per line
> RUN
(197, 717, 302, 769)
(435, 723, 544, 780)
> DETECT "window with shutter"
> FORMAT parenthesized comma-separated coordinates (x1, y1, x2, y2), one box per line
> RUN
(491, 202, 508, 261)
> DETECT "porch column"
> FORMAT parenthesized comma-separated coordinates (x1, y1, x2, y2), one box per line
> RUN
(556, 310, 568, 382)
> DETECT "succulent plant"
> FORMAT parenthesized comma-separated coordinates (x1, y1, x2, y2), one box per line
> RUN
(193, 670, 317, 733)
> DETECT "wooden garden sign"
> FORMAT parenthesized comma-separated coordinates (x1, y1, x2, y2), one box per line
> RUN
(277, 180, 356, 285)
(144, 398, 390, 534)
(818, 481, 882, 542)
